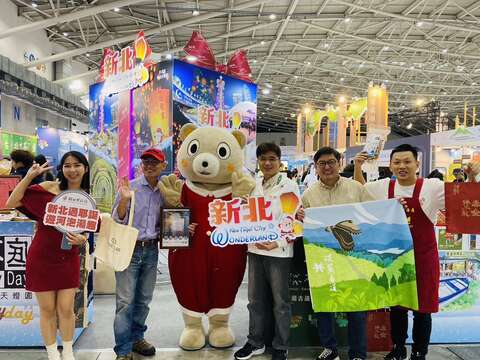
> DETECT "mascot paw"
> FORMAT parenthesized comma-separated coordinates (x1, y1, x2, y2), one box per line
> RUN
(158, 174, 183, 207)
(180, 313, 205, 351)
(232, 172, 256, 198)
(208, 314, 235, 348)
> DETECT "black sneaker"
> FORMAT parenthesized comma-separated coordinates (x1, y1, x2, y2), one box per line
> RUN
(234, 343, 265, 360)
(409, 353, 426, 360)
(132, 339, 156, 356)
(316, 347, 340, 360)
(384, 345, 407, 360)
(272, 349, 288, 360)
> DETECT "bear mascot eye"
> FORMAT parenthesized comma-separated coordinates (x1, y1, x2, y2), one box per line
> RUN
(187, 139, 200, 156)
(217, 142, 231, 160)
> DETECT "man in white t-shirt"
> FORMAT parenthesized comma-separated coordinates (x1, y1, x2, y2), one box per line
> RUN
(234, 143, 302, 360)
(354, 144, 479, 360)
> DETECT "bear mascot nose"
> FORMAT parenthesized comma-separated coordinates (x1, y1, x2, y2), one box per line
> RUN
(202, 161, 208, 168)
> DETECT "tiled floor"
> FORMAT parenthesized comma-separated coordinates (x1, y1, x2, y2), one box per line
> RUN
(0, 346, 471, 360)
(0, 277, 478, 359)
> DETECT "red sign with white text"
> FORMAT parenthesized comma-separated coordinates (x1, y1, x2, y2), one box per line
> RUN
(445, 182, 480, 234)
(43, 191, 99, 233)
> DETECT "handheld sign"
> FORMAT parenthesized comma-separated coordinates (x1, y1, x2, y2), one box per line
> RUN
(43, 190, 99, 250)
(208, 193, 303, 247)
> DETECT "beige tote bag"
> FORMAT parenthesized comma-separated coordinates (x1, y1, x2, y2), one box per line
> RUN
(94, 192, 139, 272)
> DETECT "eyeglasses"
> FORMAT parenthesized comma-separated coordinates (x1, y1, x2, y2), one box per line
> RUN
(142, 159, 162, 167)
(316, 159, 338, 167)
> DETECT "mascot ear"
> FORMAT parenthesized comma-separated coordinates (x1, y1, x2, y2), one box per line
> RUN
(231, 130, 246, 149)
(179, 123, 198, 141)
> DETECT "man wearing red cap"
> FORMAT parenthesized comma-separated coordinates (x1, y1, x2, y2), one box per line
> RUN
(112, 148, 166, 360)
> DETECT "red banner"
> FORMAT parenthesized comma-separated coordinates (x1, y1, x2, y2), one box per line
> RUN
(445, 182, 480, 234)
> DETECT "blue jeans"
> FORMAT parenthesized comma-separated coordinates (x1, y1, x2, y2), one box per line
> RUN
(114, 244, 158, 355)
(316, 311, 367, 360)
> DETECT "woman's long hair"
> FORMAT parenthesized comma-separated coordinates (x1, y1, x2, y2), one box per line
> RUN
(58, 151, 90, 192)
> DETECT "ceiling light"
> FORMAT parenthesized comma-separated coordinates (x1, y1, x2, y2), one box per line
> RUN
(252, 59, 257, 63)
(359, 63, 364, 68)
(265, 83, 272, 89)
(472, 82, 477, 86)
(406, 123, 413, 129)
(340, 77, 344, 81)
(31, 2, 38, 7)
(294, 75, 298, 79)
(86, 53, 90, 57)
(404, 90, 408, 94)
(442, 48, 448, 54)
(192, 10, 200, 16)
(416, 98, 424, 106)
(382, 46, 389, 51)
(165, 53, 173, 60)
(324, 43, 330, 49)
(344, 17, 351, 23)
(114, 7, 120, 12)
(266, 107, 270, 110)
(410, 66, 415, 70)
(269, 14, 276, 20)
(63, 32, 69, 37)
(305, 61, 311, 66)
(186, 55, 197, 62)
(416, 21, 423, 27)
(262, 88, 270, 95)
(69, 80, 82, 91)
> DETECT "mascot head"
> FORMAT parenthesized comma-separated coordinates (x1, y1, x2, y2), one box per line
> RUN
(177, 124, 246, 185)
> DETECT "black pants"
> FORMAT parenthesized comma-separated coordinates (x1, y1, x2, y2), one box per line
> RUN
(390, 307, 432, 355)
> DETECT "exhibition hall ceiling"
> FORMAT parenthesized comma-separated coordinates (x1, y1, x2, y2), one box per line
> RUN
(10, 0, 480, 132)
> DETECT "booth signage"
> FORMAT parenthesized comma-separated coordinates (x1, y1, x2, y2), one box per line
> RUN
(445, 183, 480, 234)
(0, 222, 91, 346)
(99, 31, 151, 95)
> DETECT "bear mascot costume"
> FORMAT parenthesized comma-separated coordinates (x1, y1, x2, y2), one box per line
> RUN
(159, 123, 256, 350)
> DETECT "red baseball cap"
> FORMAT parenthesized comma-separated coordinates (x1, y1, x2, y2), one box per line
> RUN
(140, 148, 166, 162)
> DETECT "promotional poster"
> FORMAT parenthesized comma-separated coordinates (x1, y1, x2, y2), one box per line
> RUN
(304, 199, 418, 312)
(36, 128, 88, 174)
(172, 59, 257, 174)
(0, 222, 91, 346)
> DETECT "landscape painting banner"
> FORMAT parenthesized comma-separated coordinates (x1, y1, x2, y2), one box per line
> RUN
(304, 199, 418, 312)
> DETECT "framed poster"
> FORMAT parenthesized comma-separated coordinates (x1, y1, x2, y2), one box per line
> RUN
(160, 208, 191, 248)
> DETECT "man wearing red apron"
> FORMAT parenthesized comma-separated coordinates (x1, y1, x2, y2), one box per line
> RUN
(353, 144, 480, 360)
(385, 177, 439, 360)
